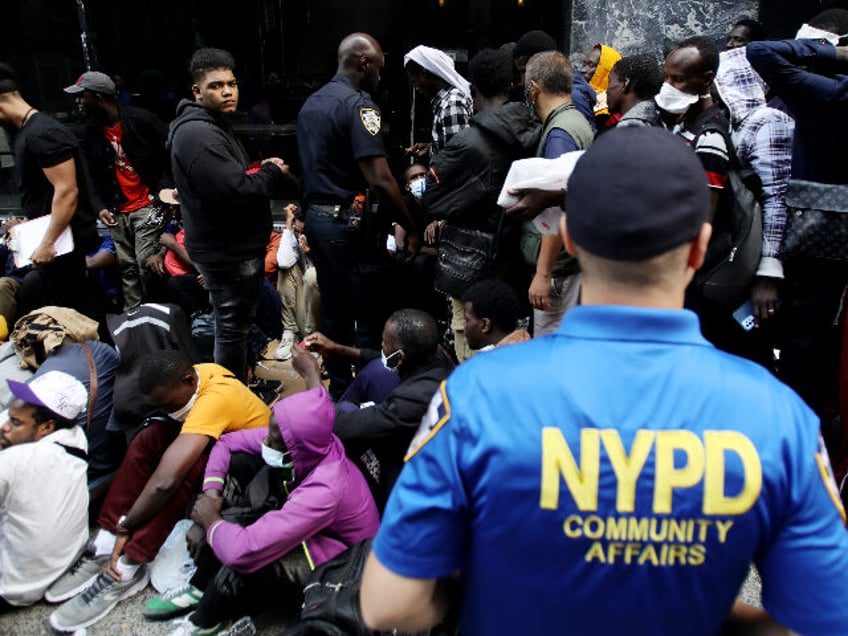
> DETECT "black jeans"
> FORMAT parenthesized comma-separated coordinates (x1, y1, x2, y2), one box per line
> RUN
(305, 207, 392, 398)
(780, 262, 847, 438)
(194, 256, 264, 382)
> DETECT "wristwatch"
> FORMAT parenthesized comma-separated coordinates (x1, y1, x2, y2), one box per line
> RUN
(116, 515, 131, 534)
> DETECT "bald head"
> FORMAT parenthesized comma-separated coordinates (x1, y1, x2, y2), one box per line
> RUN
(337, 32, 384, 93)
(338, 33, 382, 70)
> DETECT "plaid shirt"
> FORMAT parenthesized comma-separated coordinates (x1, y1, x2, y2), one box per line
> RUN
(430, 87, 473, 159)
(732, 107, 795, 273)
(716, 46, 795, 276)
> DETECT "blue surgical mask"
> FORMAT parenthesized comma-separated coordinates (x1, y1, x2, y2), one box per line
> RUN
(381, 349, 402, 373)
(261, 442, 295, 480)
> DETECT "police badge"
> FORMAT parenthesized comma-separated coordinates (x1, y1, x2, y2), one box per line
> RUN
(360, 108, 381, 136)
(405, 381, 450, 461)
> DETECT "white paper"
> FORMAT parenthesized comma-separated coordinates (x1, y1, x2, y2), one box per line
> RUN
(9, 215, 74, 267)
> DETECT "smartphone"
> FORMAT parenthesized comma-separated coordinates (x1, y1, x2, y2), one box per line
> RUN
(733, 299, 756, 332)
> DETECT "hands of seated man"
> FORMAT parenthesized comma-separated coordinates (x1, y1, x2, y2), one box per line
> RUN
(302, 332, 335, 357)
(291, 342, 322, 387)
(185, 522, 207, 561)
(102, 521, 131, 582)
(191, 491, 224, 530)
(404, 143, 430, 159)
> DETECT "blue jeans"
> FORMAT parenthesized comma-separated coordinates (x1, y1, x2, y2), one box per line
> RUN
(194, 256, 265, 381)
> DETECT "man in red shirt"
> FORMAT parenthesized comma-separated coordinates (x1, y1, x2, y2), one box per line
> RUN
(65, 71, 173, 309)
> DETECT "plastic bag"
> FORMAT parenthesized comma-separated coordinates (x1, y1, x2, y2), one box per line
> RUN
(497, 151, 585, 235)
(149, 519, 197, 593)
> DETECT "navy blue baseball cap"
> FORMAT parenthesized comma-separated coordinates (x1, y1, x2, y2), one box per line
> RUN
(565, 126, 710, 261)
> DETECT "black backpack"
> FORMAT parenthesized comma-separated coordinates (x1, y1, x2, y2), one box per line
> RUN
(279, 540, 455, 636)
(691, 117, 763, 308)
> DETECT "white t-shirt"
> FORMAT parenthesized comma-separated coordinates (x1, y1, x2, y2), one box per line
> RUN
(0, 427, 89, 605)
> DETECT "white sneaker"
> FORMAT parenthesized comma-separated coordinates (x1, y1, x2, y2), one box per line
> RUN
(273, 330, 296, 361)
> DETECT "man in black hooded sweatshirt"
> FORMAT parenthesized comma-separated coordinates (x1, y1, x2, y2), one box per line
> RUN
(168, 48, 287, 380)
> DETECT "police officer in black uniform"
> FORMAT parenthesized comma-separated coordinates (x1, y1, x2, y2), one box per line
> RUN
(298, 32, 419, 398)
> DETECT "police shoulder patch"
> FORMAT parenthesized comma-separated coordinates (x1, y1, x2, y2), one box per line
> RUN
(405, 381, 450, 461)
(816, 434, 847, 523)
(360, 108, 381, 136)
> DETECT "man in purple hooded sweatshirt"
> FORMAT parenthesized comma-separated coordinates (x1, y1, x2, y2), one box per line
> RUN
(147, 386, 380, 635)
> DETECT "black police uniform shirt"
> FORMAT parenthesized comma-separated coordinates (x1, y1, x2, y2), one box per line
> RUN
(297, 74, 386, 205)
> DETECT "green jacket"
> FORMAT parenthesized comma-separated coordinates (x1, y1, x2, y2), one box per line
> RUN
(522, 101, 593, 277)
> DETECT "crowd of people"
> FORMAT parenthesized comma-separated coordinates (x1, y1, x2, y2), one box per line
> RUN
(1, 8, 847, 636)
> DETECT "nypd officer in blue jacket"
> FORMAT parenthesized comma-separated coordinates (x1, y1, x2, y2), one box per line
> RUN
(360, 127, 848, 636)
(297, 32, 419, 398)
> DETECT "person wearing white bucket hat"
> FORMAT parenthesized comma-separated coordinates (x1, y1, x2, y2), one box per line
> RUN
(404, 44, 474, 161)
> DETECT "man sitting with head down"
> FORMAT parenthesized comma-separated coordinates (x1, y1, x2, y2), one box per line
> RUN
(48, 350, 270, 633)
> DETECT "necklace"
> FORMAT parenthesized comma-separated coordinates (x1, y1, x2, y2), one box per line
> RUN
(20, 107, 36, 128)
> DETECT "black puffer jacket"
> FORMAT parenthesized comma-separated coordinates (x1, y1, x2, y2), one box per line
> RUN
(423, 102, 540, 233)
(167, 99, 283, 264)
(422, 101, 540, 298)
(82, 105, 172, 213)
(333, 357, 452, 510)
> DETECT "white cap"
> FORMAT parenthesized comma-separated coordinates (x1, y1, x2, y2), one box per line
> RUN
(7, 371, 87, 420)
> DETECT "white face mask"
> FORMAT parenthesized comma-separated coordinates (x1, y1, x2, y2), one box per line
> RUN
(655, 82, 700, 115)
(167, 387, 199, 422)
(408, 176, 426, 199)
(261, 442, 295, 480)
(381, 349, 402, 373)
(795, 23, 847, 46)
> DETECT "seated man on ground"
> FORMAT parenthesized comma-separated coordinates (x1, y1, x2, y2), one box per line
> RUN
(293, 308, 451, 510)
(146, 386, 379, 635)
(1, 372, 89, 611)
(301, 330, 401, 410)
(274, 203, 319, 361)
(32, 337, 123, 484)
(48, 350, 271, 633)
(145, 199, 210, 319)
(461, 279, 530, 352)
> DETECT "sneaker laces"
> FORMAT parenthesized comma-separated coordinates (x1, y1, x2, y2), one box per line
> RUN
(161, 584, 196, 602)
(67, 552, 96, 576)
(81, 573, 115, 604)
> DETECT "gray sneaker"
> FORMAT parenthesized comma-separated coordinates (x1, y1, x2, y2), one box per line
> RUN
(44, 551, 109, 603)
(49, 565, 149, 632)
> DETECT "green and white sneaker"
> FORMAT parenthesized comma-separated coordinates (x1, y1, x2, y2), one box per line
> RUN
(167, 614, 256, 636)
(48, 565, 149, 632)
(44, 551, 109, 603)
(144, 584, 203, 620)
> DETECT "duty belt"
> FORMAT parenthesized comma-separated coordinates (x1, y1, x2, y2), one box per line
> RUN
(308, 203, 345, 217)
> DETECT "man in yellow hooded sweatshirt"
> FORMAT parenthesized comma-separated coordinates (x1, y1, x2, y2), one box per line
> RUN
(580, 43, 622, 126)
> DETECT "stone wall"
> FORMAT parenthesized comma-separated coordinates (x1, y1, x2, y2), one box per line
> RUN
(568, 0, 760, 60)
